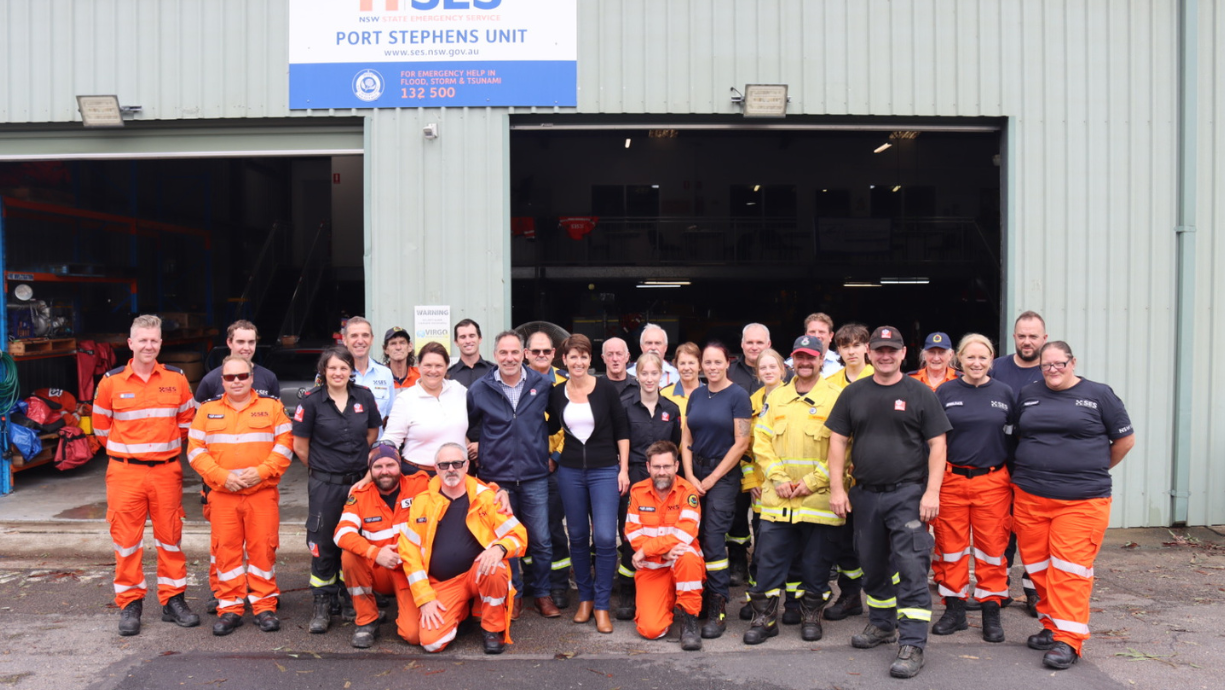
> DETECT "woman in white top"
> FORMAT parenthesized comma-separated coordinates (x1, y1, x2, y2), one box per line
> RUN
(379, 342, 468, 473)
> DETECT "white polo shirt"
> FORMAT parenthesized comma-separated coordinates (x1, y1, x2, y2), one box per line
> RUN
(379, 379, 469, 466)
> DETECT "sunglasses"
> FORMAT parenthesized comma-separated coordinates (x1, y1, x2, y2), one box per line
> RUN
(221, 372, 252, 382)
(436, 460, 467, 470)
(529, 348, 553, 356)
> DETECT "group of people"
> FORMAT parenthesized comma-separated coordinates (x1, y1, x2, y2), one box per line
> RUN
(91, 308, 1133, 677)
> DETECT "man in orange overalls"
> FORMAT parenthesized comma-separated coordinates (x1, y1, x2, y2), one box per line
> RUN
(188, 356, 294, 636)
(335, 445, 432, 648)
(93, 314, 199, 636)
(625, 440, 704, 650)
(398, 443, 527, 654)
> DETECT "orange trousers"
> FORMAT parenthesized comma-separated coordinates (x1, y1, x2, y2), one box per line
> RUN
(931, 466, 1012, 603)
(209, 488, 280, 616)
(633, 550, 705, 640)
(204, 487, 279, 602)
(106, 459, 188, 608)
(419, 560, 512, 653)
(1013, 485, 1110, 654)
(341, 549, 422, 643)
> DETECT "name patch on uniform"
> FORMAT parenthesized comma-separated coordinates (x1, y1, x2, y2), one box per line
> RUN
(400, 498, 413, 509)
(354, 404, 364, 413)
(207, 414, 225, 419)
(894, 399, 907, 411)
(944, 401, 963, 408)
(120, 393, 136, 399)
(1023, 399, 1040, 407)
(250, 411, 269, 417)
(294, 405, 305, 422)
(363, 516, 381, 524)
(416, 517, 428, 523)
(639, 506, 656, 512)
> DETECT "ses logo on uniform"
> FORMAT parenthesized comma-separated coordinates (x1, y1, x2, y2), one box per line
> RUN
(352, 69, 385, 101)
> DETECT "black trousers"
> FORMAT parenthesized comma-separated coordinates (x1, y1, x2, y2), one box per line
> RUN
(749, 520, 839, 603)
(851, 483, 933, 649)
(617, 463, 652, 585)
(306, 477, 355, 596)
(692, 456, 740, 600)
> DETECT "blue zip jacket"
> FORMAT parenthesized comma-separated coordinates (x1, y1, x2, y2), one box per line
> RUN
(466, 365, 551, 483)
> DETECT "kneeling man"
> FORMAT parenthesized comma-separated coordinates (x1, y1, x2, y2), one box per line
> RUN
(335, 445, 432, 648)
(625, 440, 704, 650)
(398, 443, 527, 654)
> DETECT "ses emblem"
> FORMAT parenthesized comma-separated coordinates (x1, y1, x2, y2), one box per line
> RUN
(352, 69, 384, 102)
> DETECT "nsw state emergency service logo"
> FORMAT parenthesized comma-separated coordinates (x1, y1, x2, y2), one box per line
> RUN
(352, 69, 384, 102)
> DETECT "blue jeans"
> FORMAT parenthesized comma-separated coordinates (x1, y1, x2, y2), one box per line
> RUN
(502, 476, 553, 599)
(556, 465, 621, 610)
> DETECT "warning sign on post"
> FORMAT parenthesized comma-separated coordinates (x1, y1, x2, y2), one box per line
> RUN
(414, 305, 452, 357)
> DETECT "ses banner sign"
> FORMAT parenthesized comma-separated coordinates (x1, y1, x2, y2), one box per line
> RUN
(289, 0, 577, 110)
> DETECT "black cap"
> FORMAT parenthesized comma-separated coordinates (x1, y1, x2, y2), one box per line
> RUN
(383, 326, 411, 347)
(869, 326, 905, 350)
(790, 334, 826, 358)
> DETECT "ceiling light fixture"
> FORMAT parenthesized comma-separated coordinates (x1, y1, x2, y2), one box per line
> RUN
(753, 185, 761, 192)
(625, 138, 631, 148)
(874, 142, 892, 153)
(880, 277, 930, 285)
(892, 185, 902, 192)
(843, 281, 881, 288)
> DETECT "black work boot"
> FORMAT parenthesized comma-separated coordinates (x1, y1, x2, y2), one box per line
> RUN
(1026, 628, 1055, 650)
(339, 589, 356, 623)
(614, 582, 636, 621)
(309, 593, 332, 634)
(931, 597, 968, 635)
(738, 597, 753, 621)
(213, 612, 243, 636)
(851, 622, 898, 649)
(677, 608, 702, 651)
(981, 601, 1005, 643)
(351, 622, 379, 648)
(823, 585, 863, 620)
(550, 587, 571, 610)
(798, 592, 826, 642)
(162, 593, 201, 628)
(1043, 641, 1079, 670)
(889, 644, 925, 679)
(1025, 590, 1040, 618)
(727, 547, 749, 587)
(700, 594, 727, 639)
(118, 599, 142, 636)
(781, 593, 801, 625)
(255, 611, 281, 632)
(483, 630, 506, 654)
(742, 594, 780, 645)
(205, 597, 219, 614)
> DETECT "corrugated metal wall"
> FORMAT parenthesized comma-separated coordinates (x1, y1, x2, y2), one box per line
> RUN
(0, 0, 1217, 527)
(1192, 1, 1225, 527)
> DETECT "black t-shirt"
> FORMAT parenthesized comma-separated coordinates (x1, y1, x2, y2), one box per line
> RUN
(989, 355, 1044, 403)
(291, 384, 383, 475)
(380, 486, 401, 512)
(624, 395, 683, 465)
(936, 378, 1015, 470)
(194, 363, 281, 404)
(604, 375, 640, 406)
(1012, 378, 1134, 500)
(685, 384, 752, 460)
(428, 492, 485, 582)
(824, 375, 952, 486)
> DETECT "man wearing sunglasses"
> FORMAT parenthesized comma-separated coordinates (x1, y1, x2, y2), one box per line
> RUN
(524, 330, 572, 610)
(399, 443, 528, 654)
(188, 356, 295, 636)
(194, 319, 282, 615)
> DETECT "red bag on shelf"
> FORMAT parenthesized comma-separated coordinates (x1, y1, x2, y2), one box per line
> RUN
(54, 426, 95, 471)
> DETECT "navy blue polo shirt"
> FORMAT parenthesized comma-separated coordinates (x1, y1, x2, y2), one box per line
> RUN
(1013, 378, 1134, 500)
(936, 378, 1015, 469)
(685, 384, 752, 461)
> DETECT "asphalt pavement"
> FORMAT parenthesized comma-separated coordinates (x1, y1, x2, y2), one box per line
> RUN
(1, 456, 1224, 689)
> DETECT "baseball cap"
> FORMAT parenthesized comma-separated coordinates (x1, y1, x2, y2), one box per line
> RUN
(790, 334, 826, 358)
(924, 332, 951, 350)
(369, 443, 401, 468)
(869, 326, 905, 350)
(383, 326, 411, 347)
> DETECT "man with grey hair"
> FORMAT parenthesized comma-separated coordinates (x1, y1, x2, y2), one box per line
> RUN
(627, 323, 680, 387)
(728, 323, 773, 395)
(602, 337, 640, 405)
(343, 316, 394, 421)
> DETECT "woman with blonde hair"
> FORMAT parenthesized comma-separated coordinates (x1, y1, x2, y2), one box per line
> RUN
(930, 333, 1013, 643)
